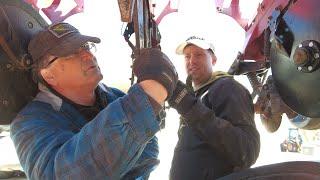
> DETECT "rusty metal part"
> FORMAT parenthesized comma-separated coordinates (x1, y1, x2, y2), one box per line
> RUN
(291, 40, 320, 73)
(255, 76, 297, 132)
(247, 72, 263, 99)
(121, 0, 161, 86)
(228, 52, 269, 76)
(117, 0, 135, 22)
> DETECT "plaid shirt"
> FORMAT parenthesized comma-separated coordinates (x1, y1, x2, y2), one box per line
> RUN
(10, 83, 160, 180)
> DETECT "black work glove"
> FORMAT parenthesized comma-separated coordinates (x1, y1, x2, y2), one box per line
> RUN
(168, 81, 215, 125)
(168, 81, 197, 114)
(133, 48, 178, 98)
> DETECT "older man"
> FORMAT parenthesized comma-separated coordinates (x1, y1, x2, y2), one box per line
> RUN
(10, 22, 177, 180)
(168, 36, 260, 179)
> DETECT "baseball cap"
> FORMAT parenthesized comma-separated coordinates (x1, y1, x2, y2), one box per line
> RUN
(175, 36, 215, 55)
(28, 22, 101, 67)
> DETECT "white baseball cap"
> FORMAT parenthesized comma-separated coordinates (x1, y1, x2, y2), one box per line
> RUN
(176, 36, 215, 55)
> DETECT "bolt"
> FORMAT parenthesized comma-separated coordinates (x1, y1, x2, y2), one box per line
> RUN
(279, 35, 284, 39)
(309, 42, 314, 47)
(285, 28, 289, 32)
(298, 44, 302, 48)
(314, 53, 320, 59)
(263, 85, 268, 90)
(27, 22, 33, 29)
(3, 100, 8, 106)
(297, 67, 302, 71)
(6, 64, 12, 69)
(26, 59, 31, 65)
(308, 66, 313, 71)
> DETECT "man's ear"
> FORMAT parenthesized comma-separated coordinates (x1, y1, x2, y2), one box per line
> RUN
(211, 53, 217, 66)
(40, 68, 57, 86)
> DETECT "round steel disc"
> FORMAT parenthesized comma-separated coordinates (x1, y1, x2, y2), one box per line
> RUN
(270, 0, 320, 117)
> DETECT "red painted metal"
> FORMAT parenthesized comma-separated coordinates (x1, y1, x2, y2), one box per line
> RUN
(42, 0, 84, 23)
(241, 0, 290, 61)
(215, 0, 291, 62)
(24, 0, 84, 23)
(215, 0, 248, 29)
(155, 0, 178, 25)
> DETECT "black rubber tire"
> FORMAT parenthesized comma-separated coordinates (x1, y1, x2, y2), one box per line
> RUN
(218, 161, 320, 180)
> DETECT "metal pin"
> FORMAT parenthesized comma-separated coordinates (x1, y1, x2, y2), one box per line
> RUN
(27, 22, 33, 29)
(309, 42, 314, 47)
(6, 64, 12, 69)
(26, 59, 31, 65)
(3, 100, 8, 106)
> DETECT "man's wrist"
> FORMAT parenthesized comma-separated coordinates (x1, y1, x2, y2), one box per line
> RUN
(146, 94, 163, 115)
(139, 80, 168, 104)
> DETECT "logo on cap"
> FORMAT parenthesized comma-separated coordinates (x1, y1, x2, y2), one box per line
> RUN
(186, 36, 205, 41)
(48, 23, 79, 38)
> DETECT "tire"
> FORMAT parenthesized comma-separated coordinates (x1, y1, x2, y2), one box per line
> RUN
(218, 161, 320, 180)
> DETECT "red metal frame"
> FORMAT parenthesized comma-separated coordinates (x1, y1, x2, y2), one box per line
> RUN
(215, 0, 291, 62)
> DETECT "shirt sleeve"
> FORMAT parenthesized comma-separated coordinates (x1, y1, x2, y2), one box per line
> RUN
(188, 78, 260, 169)
(10, 84, 160, 180)
(123, 136, 159, 179)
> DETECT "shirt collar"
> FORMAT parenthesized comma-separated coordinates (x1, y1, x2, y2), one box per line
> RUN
(193, 71, 232, 91)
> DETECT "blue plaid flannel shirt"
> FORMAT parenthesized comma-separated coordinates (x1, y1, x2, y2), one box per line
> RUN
(10, 83, 160, 180)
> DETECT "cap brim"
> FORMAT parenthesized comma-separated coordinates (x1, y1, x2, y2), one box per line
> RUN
(48, 33, 101, 57)
(175, 42, 188, 55)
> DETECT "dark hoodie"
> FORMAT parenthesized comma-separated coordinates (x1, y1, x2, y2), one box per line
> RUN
(170, 72, 260, 180)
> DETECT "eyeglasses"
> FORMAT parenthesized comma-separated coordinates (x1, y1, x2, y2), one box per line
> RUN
(43, 42, 97, 68)
(81, 42, 97, 54)
(45, 56, 59, 67)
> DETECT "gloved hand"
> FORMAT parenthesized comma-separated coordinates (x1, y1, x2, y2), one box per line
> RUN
(168, 80, 215, 125)
(133, 48, 178, 98)
(168, 80, 197, 115)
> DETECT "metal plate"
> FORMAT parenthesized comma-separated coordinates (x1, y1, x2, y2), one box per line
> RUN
(0, 0, 48, 124)
(270, 0, 320, 118)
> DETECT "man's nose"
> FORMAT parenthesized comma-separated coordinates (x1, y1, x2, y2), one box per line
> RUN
(79, 49, 94, 60)
(189, 55, 197, 65)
